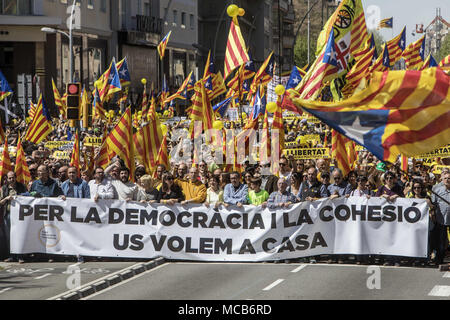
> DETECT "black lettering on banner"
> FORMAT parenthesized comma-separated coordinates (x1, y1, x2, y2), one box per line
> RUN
(242, 213, 248, 229)
(85, 207, 101, 224)
(199, 238, 213, 254)
(159, 210, 176, 226)
(150, 235, 166, 251)
(71, 207, 84, 223)
(283, 212, 296, 227)
(271, 212, 277, 229)
(239, 239, 256, 254)
(49, 205, 64, 221)
(113, 234, 129, 250)
(177, 211, 192, 228)
(278, 237, 295, 253)
(19, 205, 33, 221)
(351, 205, 366, 221)
(140, 209, 158, 225)
(226, 213, 241, 229)
(404, 207, 421, 223)
(125, 208, 139, 225)
(249, 213, 265, 229)
(319, 205, 333, 222)
(214, 238, 232, 254)
(109, 208, 124, 224)
(382, 205, 396, 222)
(193, 212, 208, 228)
(295, 235, 310, 250)
(297, 209, 313, 225)
(209, 212, 226, 229)
(35, 204, 48, 220)
(262, 238, 277, 253)
(335, 204, 350, 221)
(368, 206, 381, 221)
(130, 234, 144, 251)
(398, 206, 403, 222)
(185, 237, 198, 253)
(310, 232, 328, 249)
(167, 236, 184, 252)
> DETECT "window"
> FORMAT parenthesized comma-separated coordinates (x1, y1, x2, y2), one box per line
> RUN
(190, 14, 195, 29)
(87, 0, 94, 9)
(173, 9, 177, 26)
(100, 0, 106, 12)
(181, 12, 186, 28)
(1, 0, 32, 15)
(137, 0, 141, 15)
(144, 2, 150, 16)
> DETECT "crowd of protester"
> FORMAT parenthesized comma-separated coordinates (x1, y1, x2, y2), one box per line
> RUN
(0, 116, 448, 267)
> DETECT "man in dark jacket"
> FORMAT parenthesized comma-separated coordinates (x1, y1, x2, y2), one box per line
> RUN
(1, 171, 27, 263)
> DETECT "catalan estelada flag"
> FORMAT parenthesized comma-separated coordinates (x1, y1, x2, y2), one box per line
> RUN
(166, 71, 193, 102)
(15, 136, 31, 186)
(224, 15, 250, 80)
(248, 52, 275, 98)
(98, 60, 122, 102)
(116, 57, 131, 87)
(0, 70, 12, 102)
(386, 27, 406, 67)
(402, 35, 426, 70)
(25, 95, 53, 144)
(157, 31, 172, 60)
(439, 55, 450, 68)
(378, 17, 393, 30)
(420, 53, 438, 70)
(292, 68, 450, 163)
(0, 138, 12, 184)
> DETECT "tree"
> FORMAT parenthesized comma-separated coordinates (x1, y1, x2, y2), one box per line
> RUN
(437, 34, 450, 62)
(294, 34, 319, 68)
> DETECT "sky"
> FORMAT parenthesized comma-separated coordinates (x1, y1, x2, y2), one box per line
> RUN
(360, 0, 448, 45)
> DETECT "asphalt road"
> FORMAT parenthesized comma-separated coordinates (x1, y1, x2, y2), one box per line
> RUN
(85, 262, 450, 300)
(1, 260, 449, 300)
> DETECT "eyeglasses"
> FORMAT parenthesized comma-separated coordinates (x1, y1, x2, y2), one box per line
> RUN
(413, 186, 422, 190)
(386, 176, 395, 180)
(280, 163, 287, 167)
(166, 177, 174, 181)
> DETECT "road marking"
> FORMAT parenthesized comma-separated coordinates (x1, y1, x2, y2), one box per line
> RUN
(262, 279, 284, 291)
(443, 272, 450, 278)
(291, 264, 307, 273)
(0, 287, 12, 294)
(34, 273, 52, 280)
(428, 285, 450, 297)
(82, 263, 168, 300)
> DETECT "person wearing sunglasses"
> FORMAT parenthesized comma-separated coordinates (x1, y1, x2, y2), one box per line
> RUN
(375, 171, 404, 202)
(349, 175, 373, 197)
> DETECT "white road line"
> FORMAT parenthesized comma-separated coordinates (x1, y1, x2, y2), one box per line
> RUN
(291, 264, 307, 273)
(262, 279, 284, 291)
(34, 273, 52, 280)
(443, 272, 450, 278)
(428, 285, 450, 297)
(82, 263, 168, 300)
(0, 287, 12, 294)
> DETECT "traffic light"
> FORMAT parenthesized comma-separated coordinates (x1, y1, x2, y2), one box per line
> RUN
(66, 82, 81, 120)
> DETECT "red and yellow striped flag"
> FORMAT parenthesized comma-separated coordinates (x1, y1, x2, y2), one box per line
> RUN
(0, 119, 5, 144)
(0, 138, 12, 184)
(155, 135, 170, 173)
(224, 16, 250, 80)
(259, 109, 271, 164)
(69, 131, 80, 176)
(400, 155, 408, 173)
(332, 130, 352, 177)
(342, 46, 375, 97)
(439, 55, 450, 69)
(386, 27, 406, 67)
(105, 107, 135, 178)
(157, 31, 172, 60)
(28, 101, 36, 120)
(94, 128, 110, 169)
(52, 78, 66, 120)
(25, 95, 53, 144)
(15, 136, 31, 186)
(133, 120, 163, 174)
(402, 35, 426, 70)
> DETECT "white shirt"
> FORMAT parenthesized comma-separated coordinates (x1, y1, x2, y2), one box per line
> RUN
(112, 179, 138, 201)
(88, 178, 116, 200)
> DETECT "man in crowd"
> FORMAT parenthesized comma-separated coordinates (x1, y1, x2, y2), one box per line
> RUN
(223, 171, 248, 207)
(89, 167, 116, 202)
(60, 166, 91, 199)
(29, 165, 64, 198)
(299, 166, 329, 201)
(328, 168, 352, 198)
(177, 167, 207, 204)
(112, 166, 138, 201)
(266, 178, 296, 209)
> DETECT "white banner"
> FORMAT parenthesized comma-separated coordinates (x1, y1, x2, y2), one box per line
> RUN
(10, 196, 429, 261)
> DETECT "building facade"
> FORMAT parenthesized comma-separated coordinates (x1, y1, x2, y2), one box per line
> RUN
(0, 0, 113, 115)
(424, 9, 449, 58)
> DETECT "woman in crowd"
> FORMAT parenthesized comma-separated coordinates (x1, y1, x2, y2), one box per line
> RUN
(136, 174, 158, 204)
(288, 172, 303, 200)
(346, 171, 357, 191)
(205, 175, 224, 209)
(156, 172, 184, 205)
(349, 175, 373, 197)
(220, 172, 231, 190)
(244, 171, 253, 190)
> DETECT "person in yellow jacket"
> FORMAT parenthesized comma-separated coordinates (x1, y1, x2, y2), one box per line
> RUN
(176, 166, 207, 204)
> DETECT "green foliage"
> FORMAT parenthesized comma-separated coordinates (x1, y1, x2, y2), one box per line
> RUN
(294, 35, 317, 68)
(437, 34, 450, 62)
(370, 30, 384, 56)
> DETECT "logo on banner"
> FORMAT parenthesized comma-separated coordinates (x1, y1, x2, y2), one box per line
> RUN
(39, 224, 61, 248)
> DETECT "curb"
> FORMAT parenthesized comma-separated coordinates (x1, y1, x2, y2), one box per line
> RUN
(58, 257, 165, 300)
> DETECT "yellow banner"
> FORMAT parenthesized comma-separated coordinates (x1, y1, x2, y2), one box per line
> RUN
(45, 141, 73, 150)
(83, 137, 103, 147)
(283, 148, 330, 159)
(415, 146, 450, 159)
(433, 165, 450, 174)
(52, 151, 71, 160)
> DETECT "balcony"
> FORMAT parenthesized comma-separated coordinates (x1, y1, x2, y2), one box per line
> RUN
(135, 15, 163, 35)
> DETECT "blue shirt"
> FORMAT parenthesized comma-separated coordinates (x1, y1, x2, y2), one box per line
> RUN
(327, 181, 352, 197)
(267, 190, 297, 209)
(61, 178, 91, 199)
(30, 178, 64, 198)
(223, 183, 248, 205)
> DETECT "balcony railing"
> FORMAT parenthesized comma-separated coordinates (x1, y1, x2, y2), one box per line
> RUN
(136, 15, 163, 34)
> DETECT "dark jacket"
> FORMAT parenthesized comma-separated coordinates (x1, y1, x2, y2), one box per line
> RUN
(156, 185, 184, 203)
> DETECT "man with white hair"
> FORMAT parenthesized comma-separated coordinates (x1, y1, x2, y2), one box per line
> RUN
(266, 178, 297, 209)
